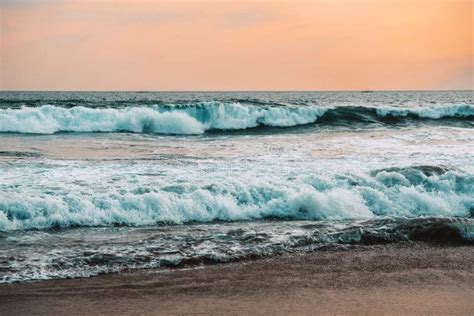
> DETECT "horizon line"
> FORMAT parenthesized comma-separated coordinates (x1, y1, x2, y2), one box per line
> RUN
(1, 89, 472, 93)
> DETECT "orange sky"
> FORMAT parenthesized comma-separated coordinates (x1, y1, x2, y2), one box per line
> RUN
(0, 0, 472, 91)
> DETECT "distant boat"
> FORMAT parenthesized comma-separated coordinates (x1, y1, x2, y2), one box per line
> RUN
(361, 90, 373, 93)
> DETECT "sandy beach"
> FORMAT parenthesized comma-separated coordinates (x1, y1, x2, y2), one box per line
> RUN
(1, 242, 472, 315)
(2, 0, 473, 314)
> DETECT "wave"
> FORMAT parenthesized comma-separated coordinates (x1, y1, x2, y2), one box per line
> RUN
(0, 103, 472, 134)
(1, 167, 472, 231)
(2, 217, 472, 283)
(2, 217, 471, 283)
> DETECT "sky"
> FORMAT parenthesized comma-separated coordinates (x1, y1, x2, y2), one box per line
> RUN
(0, 0, 472, 91)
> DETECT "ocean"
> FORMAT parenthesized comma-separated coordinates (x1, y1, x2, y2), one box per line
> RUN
(0, 91, 473, 283)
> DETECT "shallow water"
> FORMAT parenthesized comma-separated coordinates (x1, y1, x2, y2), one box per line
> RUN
(0, 91, 473, 282)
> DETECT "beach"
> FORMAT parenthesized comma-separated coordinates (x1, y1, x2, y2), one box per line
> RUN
(2, 1, 473, 314)
(1, 242, 472, 315)
(0, 91, 473, 314)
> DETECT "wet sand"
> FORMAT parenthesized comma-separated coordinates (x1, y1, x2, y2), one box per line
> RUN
(1, 243, 473, 315)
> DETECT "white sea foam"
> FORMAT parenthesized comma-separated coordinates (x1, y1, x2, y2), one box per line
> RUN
(0, 166, 472, 231)
(0, 106, 205, 134)
(376, 104, 474, 119)
(0, 103, 472, 134)
(1, 92, 473, 284)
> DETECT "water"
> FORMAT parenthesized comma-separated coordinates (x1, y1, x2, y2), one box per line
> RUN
(0, 91, 473, 283)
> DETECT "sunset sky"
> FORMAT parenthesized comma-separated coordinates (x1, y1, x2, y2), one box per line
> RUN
(0, 0, 472, 91)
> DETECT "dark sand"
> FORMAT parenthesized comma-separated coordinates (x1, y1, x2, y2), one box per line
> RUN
(1, 243, 473, 315)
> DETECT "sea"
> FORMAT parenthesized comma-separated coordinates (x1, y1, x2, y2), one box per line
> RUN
(0, 91, 473, 283)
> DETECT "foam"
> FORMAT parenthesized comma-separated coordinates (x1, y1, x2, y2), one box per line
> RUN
(0, 105, 205, 134)
(0, 168, 471, 231)
(0, 103, 472, 134)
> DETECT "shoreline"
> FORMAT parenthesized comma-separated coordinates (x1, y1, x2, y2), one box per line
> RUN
(1, 242, 473, 315)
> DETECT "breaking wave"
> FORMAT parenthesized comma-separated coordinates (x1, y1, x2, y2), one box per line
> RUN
(0, 103, 472, 134)
(1, 167, 472, 231)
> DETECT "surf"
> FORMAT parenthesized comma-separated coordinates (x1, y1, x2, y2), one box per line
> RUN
(1, 166, 472, 231)
(0, 103, 472, 135)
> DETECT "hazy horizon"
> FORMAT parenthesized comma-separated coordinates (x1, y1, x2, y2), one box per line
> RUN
(1, 89, 473, 93)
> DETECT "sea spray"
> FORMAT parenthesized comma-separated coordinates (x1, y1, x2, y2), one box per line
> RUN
(0, 103, 472, 134)
(1, 168, 472, 231)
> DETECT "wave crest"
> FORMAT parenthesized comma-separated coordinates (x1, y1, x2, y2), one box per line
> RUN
(1, 168, 472, 231)
(0, 105, 205, 135)
(0, 103, 472, 135)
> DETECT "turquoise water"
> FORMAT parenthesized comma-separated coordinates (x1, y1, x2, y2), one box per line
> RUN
(0, 91, 473, 282)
